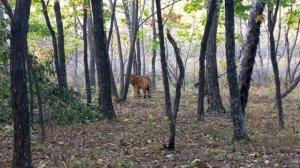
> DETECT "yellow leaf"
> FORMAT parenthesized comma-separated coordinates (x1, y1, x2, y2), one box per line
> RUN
(164, 116, 169, 121)
(271, 112, 278, 118)
(123, 118, 129, 122)
(255, 14, 266, 23)
(250, 151, 260, 158)
(147, 114, 153, 120)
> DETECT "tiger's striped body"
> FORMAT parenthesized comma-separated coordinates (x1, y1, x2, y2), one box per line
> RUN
(130, 75, 151, 98)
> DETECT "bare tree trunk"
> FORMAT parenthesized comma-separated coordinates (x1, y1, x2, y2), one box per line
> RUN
(156, 0, 172, 117)
(73, 5, 79, 87)
(83, 0, 92, 104)
(151, 0, 157, 91)
(268, 1, 284, 129)
(27, 55, 46, 143)
(166, 29, 184, 150)
(197, 0, 217, 119)
(27, 59, 34, 126)
(225, 0, 249, 140)
(40, 0, 63, 94)
(91, 0, 116, 119)
(2, 0, 33, 166)
(136, 37, 142, 75)
(121, 0, 139, 100)
(54, 1, 68, 91)
(206, 0, 226, 114)
(239, 1, 266, 115)
(88, 15, 96, 87)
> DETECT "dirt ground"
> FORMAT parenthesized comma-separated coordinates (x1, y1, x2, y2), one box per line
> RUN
(1, 87, 300, 168)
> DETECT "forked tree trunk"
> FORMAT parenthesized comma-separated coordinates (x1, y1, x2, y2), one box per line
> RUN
(225, 0, 249, 140)
(91, 0, 116, 119)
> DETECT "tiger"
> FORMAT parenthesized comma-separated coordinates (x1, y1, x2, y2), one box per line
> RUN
(130, 74, 151, 98)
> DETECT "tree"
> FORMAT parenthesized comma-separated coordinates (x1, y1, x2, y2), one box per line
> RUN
(205, 0, 226, 114)
(83, 0, 92, 104)
(40, 0, 64, 94)
(87, 15, 97, 87)
(151, 0, 157, 91)
(1, 0, 33, 166)
(54, 0, 68, 91)
(91, 0, 116, 119)
(225, 0, 248, 140)
(268, 0, 284, 129)
(239, 1, 266, 115)
(197, 0, 217, 119)
(166, 29, 185, 150)
(155, 0, 172, 117)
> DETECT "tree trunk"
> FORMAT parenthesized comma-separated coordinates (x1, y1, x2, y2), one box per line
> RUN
(6, 0, 33, 166)
(136, 37, 142, 75)
(156, 0, 172, 117)
(91, 0, 116, 119)
(225, 0, 248, 140)
(197, 0, 217, 119)
(83, 0, 92, 104)
(28, 55, 46, 143)
(121, 0, 139, 101)
(151, 0, 157, 91)
(40, 0, 63, 94)
(27, 59, 34, 126)
(142, 25, 146, 75)
(54, 1, 68, 91)
(166, 29, 185, 150)
(205, 0, 226, 114)
(268, 1, 284, 129)
(239, 1, 266, 115)
(73, 5, 79, 87)
(88, 15, 96, 87)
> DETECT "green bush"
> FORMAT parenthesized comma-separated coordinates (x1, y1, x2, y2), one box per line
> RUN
(0, 66, 11, 123)
(41, 82, 103, 125)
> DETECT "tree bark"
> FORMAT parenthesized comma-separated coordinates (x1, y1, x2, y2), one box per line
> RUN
(268, 1, 284, 129)
(151, 0, 157, 91)
(88, 15, 96, 87)
(156, 0, 172, 117)
(197, 0, 217, 119)
(91, 0, 116, 119)
(239, 1, 266, 115)
(121, 0, 139, 100)
(225, 0, 249, 140)
(83, 0, 92, 104)
(5, 0, 33, 166)
(206, 0, 226, 114)
(40, 0, 63, 94)
(54, 1, 68, 91)
(166, 29, 184, 150)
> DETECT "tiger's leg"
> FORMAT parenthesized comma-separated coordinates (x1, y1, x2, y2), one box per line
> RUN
(132, 86, 138, 97)
(147, 86, 151, 98)
(142, 87, 147, 98)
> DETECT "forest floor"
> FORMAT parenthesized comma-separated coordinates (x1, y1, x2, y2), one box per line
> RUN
(1, 86, 300, 168)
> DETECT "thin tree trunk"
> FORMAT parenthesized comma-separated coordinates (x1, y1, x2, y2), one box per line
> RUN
(151, 0, 157, 91)
(136, 37, 142, 75)
(28, 55, 46, 143)
(225, 0, 248, 140)
(91, 0, 116, 119)
(27, 59, 34, 127)
(2, 0, 33, 166)
(88, 15, 96, 87)
(156, 0, 172, 117)
(54, 1, 68, 91)
(142, 25, 146, 75)
(73, 5, 79, 87)
(121, 0, 139, 101)
(206, 0, 226, 114)
(166, 29, 184, 150)
(239, 1, 266, 115)
(40, 0, 63, 94)
(197, 0, 217, 119)
(268, 1, 284, 129)
(83, 0, 92, 104)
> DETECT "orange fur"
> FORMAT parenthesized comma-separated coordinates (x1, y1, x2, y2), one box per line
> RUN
(130, 75, 151, 98)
